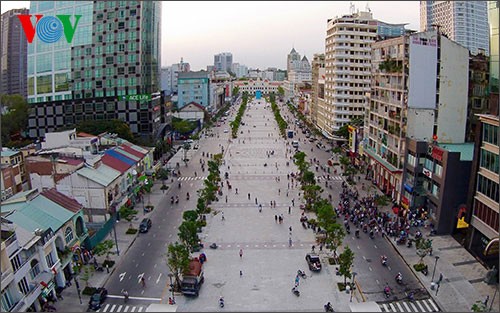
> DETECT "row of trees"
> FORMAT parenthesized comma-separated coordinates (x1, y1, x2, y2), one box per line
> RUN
(269, 93, 288, 137)
(230, 91, 249, 138)
(293, 150, 354, 286)
(166, 153, 224, 288)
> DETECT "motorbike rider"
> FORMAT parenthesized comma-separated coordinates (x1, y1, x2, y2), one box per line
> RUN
(355, 229, 360, 238)
(186, 192, 190, 200)
(122, 289, 129, 302)
(175, 195, 179, 203)
(178, 182, 182, 189)
(384, 285, 391, 297)
(396, 272, 403, 282)
(381, 255, 388, 265)
(324, 302, 333, 312)
(170, 196, 174, 204)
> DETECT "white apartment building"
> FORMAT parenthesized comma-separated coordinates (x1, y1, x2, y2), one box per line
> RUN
(420, 1, 489, 55)
(324, 11, 378, 135)
(161, 59, 191, 95)
(231, 63, 248, 78)
(214, 52, 233, 72)
(364, 30, 469, 202)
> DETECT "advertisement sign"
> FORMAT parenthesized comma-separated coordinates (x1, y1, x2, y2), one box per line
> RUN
(431, 146, 444, 162)
(422, 168, 432, 179)
(348, 125, 357, 153)
(17, 14, 81, 44)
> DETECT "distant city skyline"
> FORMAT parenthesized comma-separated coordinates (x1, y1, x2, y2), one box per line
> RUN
(1, 1, 421, 70)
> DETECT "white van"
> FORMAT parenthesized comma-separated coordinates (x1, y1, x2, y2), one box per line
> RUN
(292, 140, 299, 148)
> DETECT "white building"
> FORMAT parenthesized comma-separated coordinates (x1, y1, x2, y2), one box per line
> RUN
(161, 59, 191, 95)
(233, 78, 282, 96)
(231, 63, 248, 78)
(420, 1, 489, 55)
(214, 52, 233, 72)
(324, 11, 378, 134)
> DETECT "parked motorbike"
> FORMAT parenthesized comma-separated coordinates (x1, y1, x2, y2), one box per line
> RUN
(209, 243, 218, 249)
(324, 302, 334, 312)
(291, 287, 300, 297)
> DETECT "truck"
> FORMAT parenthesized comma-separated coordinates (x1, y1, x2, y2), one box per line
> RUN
(180, 258, 204, 296)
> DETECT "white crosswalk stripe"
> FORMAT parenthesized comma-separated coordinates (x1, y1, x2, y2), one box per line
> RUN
(177, 176, 206, 181)
(379, 298, 440, 312)
(315, 175, 343, 181)
(98, 304, 146, 312)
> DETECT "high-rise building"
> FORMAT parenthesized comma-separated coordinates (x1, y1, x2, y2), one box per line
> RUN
(214, 52, 233, 72)
(420, 1, 489, 56)
(177, 71, 209, 109)
(1, 8, 29, 97)
(287, 48, 301, 74)
(27, 1, 162, 140)
(365, 30, 469, 203)
(310, 53, 325, 126)
(488, 1, 499, 103)
(161, 58, 190, 95)
(323, 11, 378, 135)
(465, 114, 498, 268)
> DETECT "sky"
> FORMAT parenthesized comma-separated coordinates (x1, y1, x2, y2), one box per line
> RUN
(1, 1, 420, 71)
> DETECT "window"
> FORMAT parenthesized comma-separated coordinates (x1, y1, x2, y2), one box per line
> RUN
(29, 259, 40, 279)
(480, 149, 499, 173)
(407, 153, 416, 167)
(95, 69, 101, 78)
(118, 22, 125, 29)
(1, 289, 15, 312)
(483, 123, 499, 146)
(434, 163, 442, 177)
(85, 103, 94, 112)
(18, 277, 30, 295)
(431, 183, 439, 197)
(424, 158, 433, 171)
(106, 57, 114, 64)
(96, 81, 103, 88)
(477, 174, 500, 202)
(10, 254, 22, 272)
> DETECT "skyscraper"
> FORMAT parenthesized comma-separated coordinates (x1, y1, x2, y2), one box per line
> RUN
(214, 52, 233, 72)
(323, 11, 378, 135)
(1, 8, 29, 97)
(27, 1, 162, 139)
(420, 1, 490, 55)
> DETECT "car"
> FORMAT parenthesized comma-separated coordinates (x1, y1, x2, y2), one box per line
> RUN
(308, 137, 316, 142)
(224, 129, 229, 133)
(139, 218, 152, 233)
(88, 287, 108, 311)
(292, 140, 299, 148)
(305, 253, 322, 272)
(305, 133, 311, 138)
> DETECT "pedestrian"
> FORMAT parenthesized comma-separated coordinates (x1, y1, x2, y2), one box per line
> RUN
(235, 188, 238, 194)
(275, 215, 278, 223)
(278, 189, 281, 195)
(239, 249, 243, 258)
(255, 197, 258, 204)
(311, 245, 315, 252)
(289, 237, 293, 247)
(289, 226, 292, 232)
(221, 212, 225, 221)
(240, 270, 243, 277)
(248, 193, 251, 200)
(288, 206, 291, 214)
(141, 276, 146, 287)
(319, 244, 323, 252)
(292, 199, 295, 206)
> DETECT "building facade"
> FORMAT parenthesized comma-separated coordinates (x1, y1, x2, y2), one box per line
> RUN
(27, 1, 162, 139)
(465, 114, 499, 268)
(177, 71, 210, 109)
(214, 52, 233, 72)
(232, 78, 282, 96)
(323, 11, 378, 135)
(161, 58, 190, 96)
(420, 1, 490, 56)
(310, 53, 325, 126)
(0, 8, 29, 97)
(466, 52, 491, 142)
(364, 30, 469, 203)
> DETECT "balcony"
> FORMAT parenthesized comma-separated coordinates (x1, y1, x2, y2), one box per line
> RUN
(11, 283, 42, 312)
(1, 268, 14, 287)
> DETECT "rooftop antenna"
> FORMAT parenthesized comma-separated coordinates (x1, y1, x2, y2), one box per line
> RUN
(366, 2, 371, 12)
(349, 2, 355, 14)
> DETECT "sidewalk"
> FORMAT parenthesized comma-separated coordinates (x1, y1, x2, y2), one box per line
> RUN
(53, 177, 170, 312)
(349, 172, 499, 312)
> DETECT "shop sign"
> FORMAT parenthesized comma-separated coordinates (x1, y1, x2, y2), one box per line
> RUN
(404, 183, 414, 193)
(484, 238, 499, 256)
(401, 196, 409, 209)
(41, 281, 55, 297)
(431, 147, 444, 162)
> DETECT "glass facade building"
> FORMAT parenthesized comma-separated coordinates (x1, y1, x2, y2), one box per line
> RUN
(27, 1, 162, 139)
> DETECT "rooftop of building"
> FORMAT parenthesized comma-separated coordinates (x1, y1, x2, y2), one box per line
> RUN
(437, 142, 475, 161)
(0, 148, 20, 157)
(178, 71, 209, 79)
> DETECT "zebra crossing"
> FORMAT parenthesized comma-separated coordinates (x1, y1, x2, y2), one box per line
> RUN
(177, 176, 206, 181)
(96, 303, 146, 312)
(379, 298, 440, 312)
(315, 175, 343, 181)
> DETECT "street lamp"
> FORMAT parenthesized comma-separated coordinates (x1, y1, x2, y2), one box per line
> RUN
(168, 273, 175, 304)
(350, 272, 357, 302)
(431, 256, 440, 282)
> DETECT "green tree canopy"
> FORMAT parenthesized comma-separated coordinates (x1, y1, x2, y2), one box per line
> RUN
(1, 94, 29, 146)
(93, 240, 115, 260)
(338, 246, 355, 284)
(166, 242, 190, 288)
(172, 117, 197, 134)
(178, 220, 200, 253)
(75, 119, 134, 142)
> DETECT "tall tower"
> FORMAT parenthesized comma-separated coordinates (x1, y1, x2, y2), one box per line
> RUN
(287, 48, 301, 74)
(323, 11, 377, 134)
(0, 8, 29, 97)
(420, 1, 490, 55)
(27, 1, 162, 139)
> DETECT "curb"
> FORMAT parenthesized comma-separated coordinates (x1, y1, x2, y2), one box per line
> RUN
(383, 235, 445, 311)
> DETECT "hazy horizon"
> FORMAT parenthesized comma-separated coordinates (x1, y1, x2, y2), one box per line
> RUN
(1, 1, 420, 70)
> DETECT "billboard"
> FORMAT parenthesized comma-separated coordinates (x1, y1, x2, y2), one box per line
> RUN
(408, 32, 438, 109)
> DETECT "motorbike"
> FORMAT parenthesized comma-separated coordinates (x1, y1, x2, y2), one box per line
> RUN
(396, 237, 406, 245)
(324, 302, 334, 312)
(219, 297, 225, 308)
(395, 273, 403, 284)
(178, 182, 182, 189)
(297, 270, 307, 279)
(369, 231, 375, 239)
(384, 286, 391, 298)
(175, 196, 179, 204)
(355, 230, 360, 238)
(415, 231, 422, 240)
(302, 222, 307, 229)
(209, 243, 218, 249)
(186, 193, 190, 201)
(381, 256, 388, 267)
(407, 292, 415, 302)
(407, 239, 413, 248)
(170, 196, 174, 204)
(291, 287, 300, 297)
(122, 290, 129, 303)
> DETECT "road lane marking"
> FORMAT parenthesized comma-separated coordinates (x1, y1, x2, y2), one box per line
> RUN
(110, 304, 116, 312)
(168, 234, 172, 238)
(148, 243, 151, 246)
(141, 290, 145, 295)
(129, 275, 132, 280)
(373, 245, 378, 249)
(363, 256, 366, 260)
(156, 273, 162, 284)
(119, 272, 126, 282)
(131, 307, 136, 312)
(387, 266, 392, 271)
(124, 305, 130, 312)
(102, 304, 110, 312)
(369, 267, 372, 271)
(357, 245, 360, 250)
(154, 264, 157, 268)
(153, 234, 156, 238)
(136, 263, 139, 267)
(137, 307, 143, 312)
(107, 295, 162, 301)
(142, 252, 145, 256)
(376, 279, 379, 285)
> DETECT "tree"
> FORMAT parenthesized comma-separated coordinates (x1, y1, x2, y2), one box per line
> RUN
(324, 223, 345, 260)
(277, 86, 285, 97)
(183, 210, 199, 222)
(178, 220, 200, 253)
(166, 242, 190, 290)
(315, 200, 337, 229)
(0, 94, 29, 146)
(338, 246, 355, 285)
(93, 240, 115, 261)
(416, 238, 433, 263)
(232, 86, 240, 96)
(172, 117, 197, 134)
(471, 301, 488, 312)
(76, 119, 134, 142)
(302, 184, 322, 211)
(119, 205, 138, 227)
(79, 264, 95, 287)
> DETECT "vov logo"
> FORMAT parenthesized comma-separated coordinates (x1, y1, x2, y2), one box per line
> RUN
(17, 15, 81, 44)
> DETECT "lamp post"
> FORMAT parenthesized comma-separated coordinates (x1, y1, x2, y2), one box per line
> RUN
(74, 276, 82, 304)
(168, 273, 175, 304)
(431, 256, 440, 282)
(350, 272, 357, 302)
